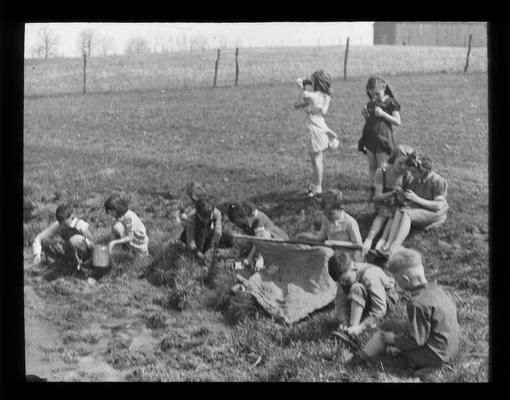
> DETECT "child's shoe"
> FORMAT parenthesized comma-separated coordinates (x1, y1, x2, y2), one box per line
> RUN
(307, 185, 322, 198)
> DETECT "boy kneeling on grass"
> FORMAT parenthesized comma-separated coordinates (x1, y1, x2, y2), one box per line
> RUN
(180, 197, 226, 261)
(329, 252, 398, 336)
(32, 204, 94, 270)
(355, 248, 460, 378)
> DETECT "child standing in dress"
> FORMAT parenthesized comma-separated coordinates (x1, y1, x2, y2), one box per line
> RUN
(104, 193, 149, 257)
(294, 70, 340, 197)
(358, 76, 402, 202)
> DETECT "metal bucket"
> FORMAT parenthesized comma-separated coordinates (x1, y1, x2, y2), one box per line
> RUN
(92, 245, 110, 268)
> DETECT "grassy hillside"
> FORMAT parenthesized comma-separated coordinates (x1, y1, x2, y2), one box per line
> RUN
(24, 45, 487, 96)
(23, 71, 488, 381)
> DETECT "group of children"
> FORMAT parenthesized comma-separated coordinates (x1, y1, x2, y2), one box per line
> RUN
(30, 71, 457, 379)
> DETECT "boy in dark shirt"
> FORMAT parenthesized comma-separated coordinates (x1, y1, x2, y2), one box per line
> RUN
(358, 248, 459, 378)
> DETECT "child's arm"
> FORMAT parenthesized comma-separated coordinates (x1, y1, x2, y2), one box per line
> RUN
(321, 95, 331, 115)
(32, 222, 60, 263)
(402, 190, 446, 212)
(374, 107, 401, 127)
(347, 220, 363, 246)
(108, 232, 133, 253)
(294, 79, 308, 109)
(212, 209, 222, 247)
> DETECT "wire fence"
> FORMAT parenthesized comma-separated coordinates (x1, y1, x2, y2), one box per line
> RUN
(24, 44, 488, 97)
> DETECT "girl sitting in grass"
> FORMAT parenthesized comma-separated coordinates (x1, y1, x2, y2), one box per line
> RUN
(294, 70, 340, 197)
(379, 153, 449, 258)
(104, 193, 149, 257)
(362, 144, 415, 258)
(296, 189, 363, 252)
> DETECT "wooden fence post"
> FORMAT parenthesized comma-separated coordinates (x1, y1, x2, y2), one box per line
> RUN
(83, 53, 87, 94)
(464, 34, 472, 73)
(343, 37, 350, 81)
(234, 48, 239, 87)
(213, 49, 220, 87)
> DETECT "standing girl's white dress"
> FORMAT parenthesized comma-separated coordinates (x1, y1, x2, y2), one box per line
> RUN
(302, 90, 337, 153)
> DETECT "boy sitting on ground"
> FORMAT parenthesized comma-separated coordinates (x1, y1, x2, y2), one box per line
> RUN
(328, 252, 398, 336)
(358, 248, 460, 378)
(32, 204, 94, 270)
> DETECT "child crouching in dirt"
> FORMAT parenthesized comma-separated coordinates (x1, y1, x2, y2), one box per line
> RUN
(227, 201, 289, 270)
(104, 193, 149, 257)
(296, 189, 363, 255)
(177, 181, 207, 224)
(180, 197, 232, 261)
(32, 204, 94, 270)
(328, 252, 398, 336)
(355, 248, 459, 379)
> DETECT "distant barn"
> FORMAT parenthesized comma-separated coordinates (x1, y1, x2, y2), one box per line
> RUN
(373, 22, 487, 47)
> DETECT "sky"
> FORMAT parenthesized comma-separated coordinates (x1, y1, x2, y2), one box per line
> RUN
(25, 22, 375, 58)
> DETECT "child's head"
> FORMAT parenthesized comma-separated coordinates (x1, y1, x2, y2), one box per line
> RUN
(388, 144, 415, 173)
(183, 181, 206, 203)
(227, 202, 251, 232)
(320, 189, 344, 221)
(55, 204, 73, 225)
(405, 152, 433, 178)
(311, 70, 332, 96)
(366, 76, 398, 105)
(328, 252, 356, 288)
(387, 248, 426, 290)
(240, 200, 257, 217)
(195, 197, 215, 222)
(104, 193, 129, 219)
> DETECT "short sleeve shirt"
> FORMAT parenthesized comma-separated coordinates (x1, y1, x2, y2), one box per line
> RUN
(322, 212, 363, 245)
(403, 171, 448, 202)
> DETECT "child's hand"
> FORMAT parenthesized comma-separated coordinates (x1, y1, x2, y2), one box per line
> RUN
(379, 330, 395, 344)
(403, 189, 419, 203)
(296, 78, 303, 89)
(346, 324, 363, 336)
(33, 254, 42, 265)
(361, 107, 369, 119)
(338, 322, 349, 332)
(374, 106, 384, 117)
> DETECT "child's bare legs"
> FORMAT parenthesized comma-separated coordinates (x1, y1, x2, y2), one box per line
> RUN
(363, 215, 387, 256)
(366, 150, 377, 194)
(111, 221, 125, 240)
(245, 229, 271, 268)
(309, 150, 323, 193)
(375, 217, 393, 250)
(350, 300, 364, 327)
(383, 210, 403, 251)
(376, 152, 389, 168)
(387, 212, 411, 253)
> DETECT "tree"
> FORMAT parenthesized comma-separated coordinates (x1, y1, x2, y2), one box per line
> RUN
(33, 25, 59, 59)
(124, 37, 151, 55)
(97, 34, 115, 57)
(78, 28, 95, 57)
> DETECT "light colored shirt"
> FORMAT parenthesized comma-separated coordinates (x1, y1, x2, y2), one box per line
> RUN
(335, 263, 395, 324)
(316, 212, 363, 245)
(252, 209, 289, 240)
(32, 217, 90, 257)
(394, 281, 459, 363)
(118, 210, 148, 250)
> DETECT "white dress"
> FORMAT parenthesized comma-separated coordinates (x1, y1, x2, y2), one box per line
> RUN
(302, 91, 337, 153)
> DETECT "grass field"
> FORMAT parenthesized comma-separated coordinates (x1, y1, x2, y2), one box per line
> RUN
(23, 68, 488, 382)
(24, 45, 487, 96)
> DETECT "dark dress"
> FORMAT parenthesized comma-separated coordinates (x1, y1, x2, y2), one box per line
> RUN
(358, 97, 400, 155)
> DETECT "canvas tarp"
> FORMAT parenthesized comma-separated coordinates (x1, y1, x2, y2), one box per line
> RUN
(234, 236, 353, 324)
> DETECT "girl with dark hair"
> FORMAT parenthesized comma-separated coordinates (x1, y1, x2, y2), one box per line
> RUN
(358, 76, 402, 202)
(105, 193, 149, 256)
(379, 153, 449, 257)
(362, 144, 415, 257)
(295, 69, 341, 197)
